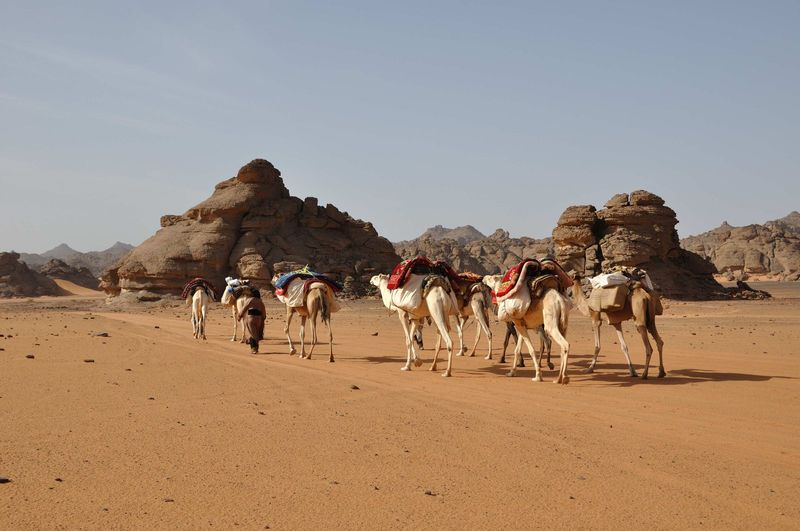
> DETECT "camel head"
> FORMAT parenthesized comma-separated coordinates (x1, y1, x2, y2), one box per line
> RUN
(369, 274, 388, 288)
(482, 275, 502, 293)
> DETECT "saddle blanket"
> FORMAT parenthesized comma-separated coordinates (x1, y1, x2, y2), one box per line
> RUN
(181, 278, 217, 300)
(389, 274, 426, 312)
(274, 266, 342, 295)
(276, 278, 342, 311)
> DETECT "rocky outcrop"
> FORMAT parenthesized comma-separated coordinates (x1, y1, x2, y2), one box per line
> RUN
(102, 159, 400, 297)
(681, 212, 800, 281)
(552, 191, 724, 299)
(38, 259, 100, 290)
(395, 229, 552, 275)
(0, 252, 62, 298)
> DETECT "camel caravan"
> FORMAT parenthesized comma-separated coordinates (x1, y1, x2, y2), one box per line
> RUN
(181, 255, 666, 385)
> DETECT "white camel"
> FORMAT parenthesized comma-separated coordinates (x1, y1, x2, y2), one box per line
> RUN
(221, 278, 249, 342)
(371, 273, 459, 377)
(186, 286, 213, 340)
(483, 274, 572, 384)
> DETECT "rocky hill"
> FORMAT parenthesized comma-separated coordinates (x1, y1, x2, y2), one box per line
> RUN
(552, 190, 724, 299)
(19, 242, 134, 276)
(680, 212, 800, 281)
(102, 159, 401, 298)
(397, 225, 487, 245)
(38, 259, 100, 290)
(0, 252, 62, 298)
(395, 229, 552, 275)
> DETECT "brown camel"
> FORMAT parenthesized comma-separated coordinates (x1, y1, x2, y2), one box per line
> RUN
(570, 275, 665, 379)
(275, 278, 336, 362)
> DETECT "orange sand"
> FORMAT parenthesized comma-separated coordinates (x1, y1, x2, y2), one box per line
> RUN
(1, 286, 798, 529)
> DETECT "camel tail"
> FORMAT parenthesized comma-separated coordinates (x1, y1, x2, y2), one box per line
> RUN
(320, 289, 331, 325)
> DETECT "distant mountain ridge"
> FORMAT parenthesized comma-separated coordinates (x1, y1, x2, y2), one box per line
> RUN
(681, 211, 800, 280)
(17, 242, 134, 277)
(410, 225, 486, 245)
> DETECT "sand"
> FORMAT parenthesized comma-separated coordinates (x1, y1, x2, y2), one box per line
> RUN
(1, 286, 798, 529)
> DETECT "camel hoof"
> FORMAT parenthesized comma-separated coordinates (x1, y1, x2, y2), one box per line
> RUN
(442, 372, 451, 378)
(547, 362, 554, 370)
(329, 358, 335, 363)
(468, 352, 475, 357)
(456, 352, 464, 357)
(561, 376, 570, 384)
(413, 358, 423, 367)
(506, 371, 516, 377)
(400, 366, 411, 371)
(630, 371, 639, 378)
(484, 355, 492, 360)
(532, 375, 542, 382)
(641, 374, 649, 380)
(583, 367, 595, 374)
(289, 348, 296, 355)
(658, 370, 666, 378)
(499, 358, 506, 364)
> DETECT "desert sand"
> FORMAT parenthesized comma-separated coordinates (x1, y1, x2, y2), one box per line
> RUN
(1, 285, 798, 529)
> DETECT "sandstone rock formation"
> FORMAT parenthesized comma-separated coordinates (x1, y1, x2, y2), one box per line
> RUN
(552, 191, 724, 299)
(102, 159, 401, 297)
(0, 252, 62, 298)
(681, 212, 800, 281)
(38, 259, 100, 290)
(395, 229, 552, 275)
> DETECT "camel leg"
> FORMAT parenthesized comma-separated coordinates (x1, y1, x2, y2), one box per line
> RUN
(540, 325, 553, 370)
(501, 322, 513, 363)
(544, 317, 570, 385)
(585, 321, 602, 373)
(638, 324, 654, 379)
(430, 327, 442, 372)
(285, 308, 297, 355)
(398, 312, 415, 371)
(613, 323, 638, 377)
(328, 318, 334, 363)
(299, 316, 308, 359)
(472, 304, 493, 360)
(515, 324, 542, 381)
(201, 304, 207, 340)
(648, 322, 665, 378)
(468, 322, 481, 358)
(230, 306, 238, 341)
(455, 316, 466, 356)
(307, 313, 317, 360)
(411, 319, 424, 367)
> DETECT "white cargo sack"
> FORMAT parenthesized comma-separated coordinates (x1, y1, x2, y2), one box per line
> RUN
(589, 272, 629, 290)
(497, 285, 531, 321)
(276, 277, 306, 308)
(390, 274, 425, 312)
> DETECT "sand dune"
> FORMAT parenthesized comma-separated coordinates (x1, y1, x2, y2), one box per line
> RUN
(1, 289, 798, 529)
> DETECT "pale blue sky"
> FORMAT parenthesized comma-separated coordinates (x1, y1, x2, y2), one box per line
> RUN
(1, 1, 798, 253)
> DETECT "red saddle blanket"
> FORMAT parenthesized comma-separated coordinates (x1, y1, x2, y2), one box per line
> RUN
(387, 257, 461, 289)
(494, 259, 540, 299)
(181, 278, 218, 300)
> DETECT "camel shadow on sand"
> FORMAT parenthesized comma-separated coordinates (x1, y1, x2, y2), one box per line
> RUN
(475, 352, 793, 386)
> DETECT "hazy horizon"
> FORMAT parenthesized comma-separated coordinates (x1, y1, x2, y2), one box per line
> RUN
(2, 1, 798, 253)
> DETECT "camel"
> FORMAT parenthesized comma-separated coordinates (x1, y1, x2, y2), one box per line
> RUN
(370, 273, 459, 377)
(433, 281, 493, 359)
(273, 276, 336, 362)
(186, 285, 214, 340)
(570, 275, 665, 379)
(221, 277, 250, 342)
(483, 275, 571, 384)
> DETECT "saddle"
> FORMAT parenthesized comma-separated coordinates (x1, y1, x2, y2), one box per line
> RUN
(233, 285, 261, 299)
(274, 266, 342, 295)
(181, 278, 217, 301)
(422, 275, 452, 298)
(528, 274, 561, 300)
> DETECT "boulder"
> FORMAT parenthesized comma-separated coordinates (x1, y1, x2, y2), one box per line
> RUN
(103, 159, 401, 296)
(553, 191, 726, 299)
